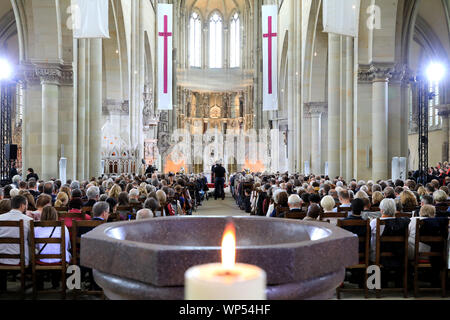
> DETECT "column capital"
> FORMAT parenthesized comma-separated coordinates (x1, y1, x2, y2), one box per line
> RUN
(357, 64, 375, 83)
(305, 102, 327, 117)
(369, 63, 395, 82)
(20, 62, 73, 86)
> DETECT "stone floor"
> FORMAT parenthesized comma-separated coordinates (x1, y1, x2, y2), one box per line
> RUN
(193, 188, 248, 217)
(1, 190, 448, 300)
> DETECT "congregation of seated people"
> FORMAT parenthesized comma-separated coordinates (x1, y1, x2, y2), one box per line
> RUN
(0, 169, 211, 298)
(230, 167, 450, 296)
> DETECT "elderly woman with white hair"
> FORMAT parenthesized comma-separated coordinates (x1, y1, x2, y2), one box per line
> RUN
(320, 195, 335, 213)
(136, 209, 154, 220)
(369, 198, 397, 262)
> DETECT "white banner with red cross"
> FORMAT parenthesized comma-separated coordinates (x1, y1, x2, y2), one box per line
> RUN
(157, 4, 173, 110)
(262, 5, 278, 111)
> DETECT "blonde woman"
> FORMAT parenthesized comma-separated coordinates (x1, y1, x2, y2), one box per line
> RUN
(399, 190, 418, 212)
(54, 192, 69, 208)
(59, 186, 71, 201)
(155, 190, 167, 217)
(371, 191, 384, 208)
(138, 186, 148, 200)
(355, 190, 369, 200)
(108, 184, 122, 200)
(417, 186, 427, 198)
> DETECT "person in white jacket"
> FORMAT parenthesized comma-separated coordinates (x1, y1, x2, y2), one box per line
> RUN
(407, 205, 435, 260)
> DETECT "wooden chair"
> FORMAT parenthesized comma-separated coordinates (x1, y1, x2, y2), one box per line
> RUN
(29, 220, 67, 299)
(54, 207, 68, 213)
(275, 206, 290, 218)
(336, 219, 371, 299)
(375, 218, 409, 298)
(412, 218, 449, 297)
(58, 212, 87, 220)
(0, 220, 27, 299)
(395, 212, 412, 218)
(71, 220, 105, 299)
(320, 212, 348, 220)
(337, 206, 352, 213)
(81, 206, 93, 216)
(129, 203, 143, 212)
(285, 211, 306, 220)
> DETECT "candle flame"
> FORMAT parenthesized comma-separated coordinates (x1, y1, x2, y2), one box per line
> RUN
(221, 223, 236, 269)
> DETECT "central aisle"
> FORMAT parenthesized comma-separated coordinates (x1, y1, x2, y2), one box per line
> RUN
(193, 190, 249, 217)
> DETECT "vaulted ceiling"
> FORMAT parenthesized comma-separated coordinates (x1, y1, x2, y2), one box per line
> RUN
(185, 0, 251, 19)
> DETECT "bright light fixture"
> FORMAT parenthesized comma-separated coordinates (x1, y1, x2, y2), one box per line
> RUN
(426, 62, 445, 83)
(0, 58, 12, 80)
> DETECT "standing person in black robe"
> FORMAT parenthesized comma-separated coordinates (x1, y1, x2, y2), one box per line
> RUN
(212, 161, 226, 200)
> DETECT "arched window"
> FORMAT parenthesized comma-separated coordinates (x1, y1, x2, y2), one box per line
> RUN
(189, 12, 202, 67)
(209, 12, 223, 68)
(429, 81, 441, 127)
(229, 12, 240, 68)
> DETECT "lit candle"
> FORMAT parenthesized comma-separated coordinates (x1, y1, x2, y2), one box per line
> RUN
(185, 223, 267, 300)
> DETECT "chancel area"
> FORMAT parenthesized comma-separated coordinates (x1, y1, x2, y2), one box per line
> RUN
(0, 0, 449, 302)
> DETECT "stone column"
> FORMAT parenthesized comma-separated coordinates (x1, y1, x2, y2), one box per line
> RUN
(76, 39, 86, 180)
(309, 103, 325, 175)
(437, 105, 450, 162)
(370, 64, 393, 181)
(345, 37, 354, 181)
(328, 33, 341, 178)
(89, 39, 102, 178)
(40, 75, 59, 180)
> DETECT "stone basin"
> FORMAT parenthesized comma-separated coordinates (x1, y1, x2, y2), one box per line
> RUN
(80, 216, 358, 300)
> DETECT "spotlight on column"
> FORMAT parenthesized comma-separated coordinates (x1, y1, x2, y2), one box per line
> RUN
(426, 62, 445, 83)
(0, 58, 12, 81)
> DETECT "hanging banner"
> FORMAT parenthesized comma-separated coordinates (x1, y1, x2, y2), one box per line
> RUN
(262, 5, 278, 111)
(323, 0, 360, 37)
(157, 4, 173, 110)
(72, 0, 110, 38)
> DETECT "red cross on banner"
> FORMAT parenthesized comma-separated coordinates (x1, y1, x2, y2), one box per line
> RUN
(263, 16, 277, 95)
(262, 5, 278, 111)
(159, 15, 172, 94)
(157, 4, 173, 110)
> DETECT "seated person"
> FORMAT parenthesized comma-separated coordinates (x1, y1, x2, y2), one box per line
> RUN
(136, 209, 154, 220)
(34, 207, 71, 265)
(369, 198, 397, 263)
(408, 205, 435, 260)
(83, 186, 99, 207)
(333, 190, 351, 212)
(309, 193, 321, 206)
(28, 194, 52, 221)
(341, 198, 367, 286)
(304, 204, 321, 221)
(320, 195, 335, 213)
(63, 197, 91, 230)
(34, 206, 71, 289)
(370, 198, 410, 287)
(371, 191, 384, 208)
(433, 190, 449, 217)
(54, 192, 69, 208)
(106, 197, 119, 221)
(282, 194, 302, 218)
(117, 191, 130, 220)
(243, 189, 252, 214)
(361, 197, 371, 212)
(269, 190, 289, 217)
(414, 194, 433, 217)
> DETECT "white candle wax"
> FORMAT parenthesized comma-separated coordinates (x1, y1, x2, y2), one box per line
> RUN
(185, 263, 266, 300)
